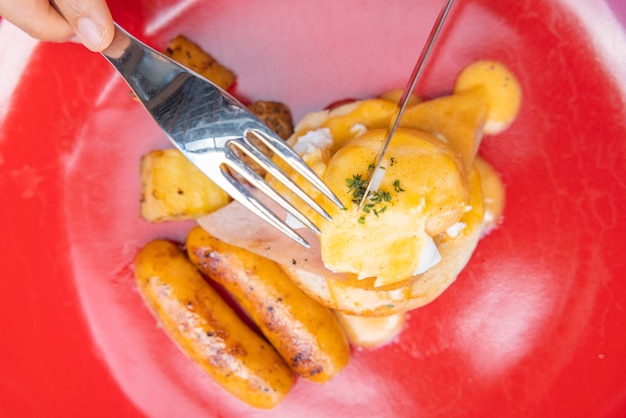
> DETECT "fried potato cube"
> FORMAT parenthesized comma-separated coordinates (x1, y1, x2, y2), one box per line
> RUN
(165, 35, 236, 91)
(140, 149, 230, 222)
(228, 101, 294, 182)
(248, 101, 294, 141)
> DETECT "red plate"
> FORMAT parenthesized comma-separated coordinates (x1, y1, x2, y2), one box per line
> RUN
(1, 0, 625, 416)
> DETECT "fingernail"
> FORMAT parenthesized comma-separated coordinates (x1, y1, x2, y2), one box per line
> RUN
(76, 17, 106, 51)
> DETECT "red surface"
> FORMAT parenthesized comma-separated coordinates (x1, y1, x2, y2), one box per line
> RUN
(1, 0, 625, 416)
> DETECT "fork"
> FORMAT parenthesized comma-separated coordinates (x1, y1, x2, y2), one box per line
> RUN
(101, 24, 344, 248)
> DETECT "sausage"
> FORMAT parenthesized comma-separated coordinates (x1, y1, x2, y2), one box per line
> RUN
(133, 240, 294, 409)
(186, 226, 350, 383)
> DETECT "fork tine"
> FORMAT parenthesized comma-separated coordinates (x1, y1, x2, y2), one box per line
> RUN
(233, 134, 334, 222)
(97, 22, 329, 247)
(216, 167, 312, 248)
(248, 130, 346, 210)
(225, 148, 323, 236)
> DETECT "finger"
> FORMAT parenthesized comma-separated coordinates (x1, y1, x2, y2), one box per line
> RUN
(0, 0, 74, 42)
(52, 0, 114, 51)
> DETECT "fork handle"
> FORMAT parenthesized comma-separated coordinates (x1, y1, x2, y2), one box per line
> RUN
(101, 24, 187, 105)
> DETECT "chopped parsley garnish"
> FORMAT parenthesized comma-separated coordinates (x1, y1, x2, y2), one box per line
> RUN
(369, 190, 392, 203)
(345, 163, 406, 223)
(393, 179, 405, 193)
(374, 206, 387, 217)
(346, 174, 367, 204)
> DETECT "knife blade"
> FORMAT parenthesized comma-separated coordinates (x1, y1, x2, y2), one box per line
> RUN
(358, 0, 455, 208)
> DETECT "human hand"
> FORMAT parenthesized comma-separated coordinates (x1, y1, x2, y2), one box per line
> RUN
(0, 0, 114, 51)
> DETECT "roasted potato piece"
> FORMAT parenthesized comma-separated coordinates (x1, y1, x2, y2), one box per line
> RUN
(140, 149, 230, 222)
(186, 226, 350, 383)
(248, 101, 294, 141)
(134, 240, 294, 409)
(165, 35, 236, 91)
(138, 102, 294, 219)
(227, 101, 295, 182)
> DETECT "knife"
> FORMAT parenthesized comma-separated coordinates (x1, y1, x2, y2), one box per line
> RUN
(358, 0, 455, 208)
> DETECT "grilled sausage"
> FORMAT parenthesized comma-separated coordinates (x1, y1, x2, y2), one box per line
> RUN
(134, 240, 294, 408)
(186, 226, 350, 383)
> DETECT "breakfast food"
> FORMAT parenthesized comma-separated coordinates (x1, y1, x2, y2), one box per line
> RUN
(247, 101, 295, 141)
(133, 34, 521, 409)
(276, 156, 499, 315)
(139, 38, 295, 223)
(139, 97, 295, 223)
(140, 149, 231, 222)
(134, 240, 294, 409)
(199, 60, 519, 316)
(134, 37, 353, 409)
(228, 101, 295, 183)
(186, 226, 350, 383)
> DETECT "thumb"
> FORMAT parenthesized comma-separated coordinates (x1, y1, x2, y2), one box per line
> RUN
(53, 0, 114, 51)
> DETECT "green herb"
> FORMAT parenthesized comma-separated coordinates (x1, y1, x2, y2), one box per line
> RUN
(390, 157, 396, 166)
(369, 190, 392, 203)
(346, 171, 403, 223)
(346, 174, 367, 204)
(393, 179, 405, 193)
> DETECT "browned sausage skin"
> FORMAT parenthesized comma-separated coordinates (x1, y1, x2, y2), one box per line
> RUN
(134, 240, 294, 409)
(186, 226, 350, 383)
